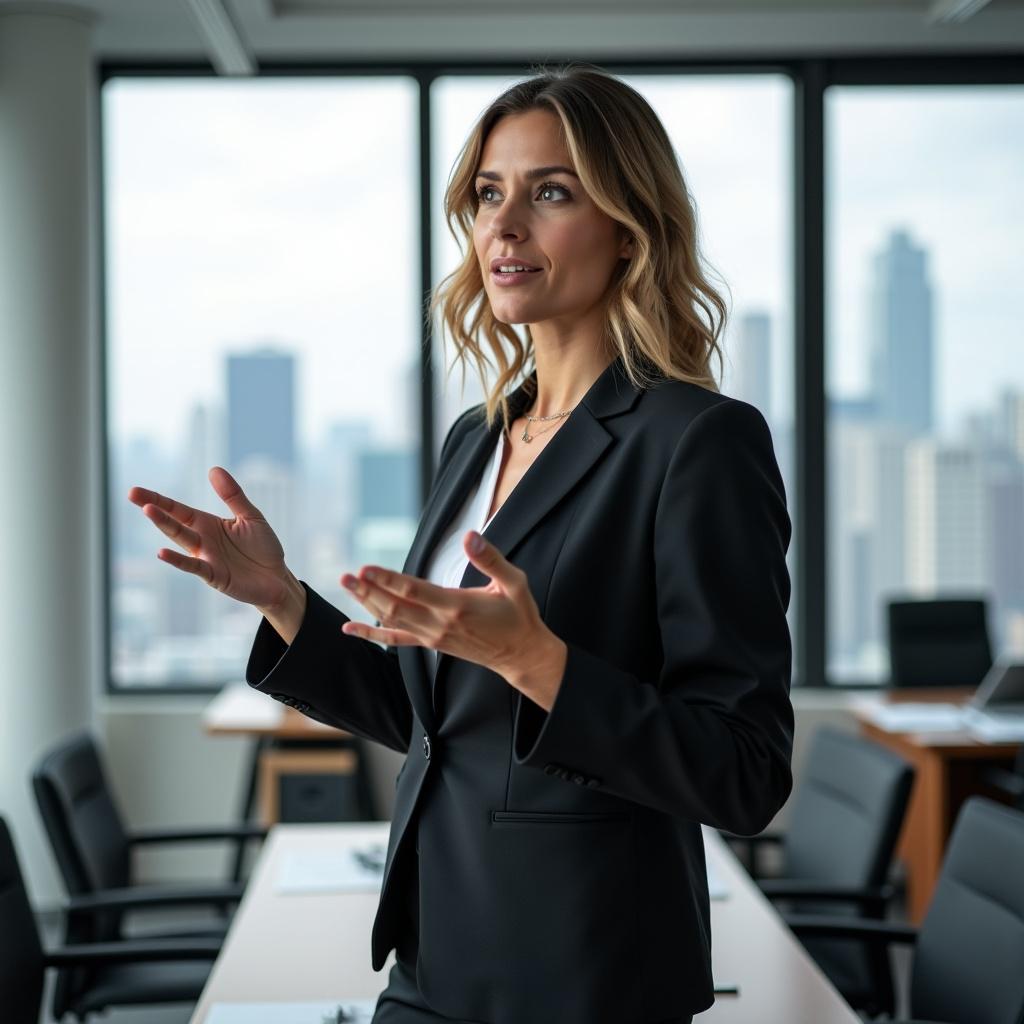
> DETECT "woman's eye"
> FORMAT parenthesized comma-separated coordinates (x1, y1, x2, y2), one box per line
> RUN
(537, 182, 571, 201)
(475, 182, 571, 203)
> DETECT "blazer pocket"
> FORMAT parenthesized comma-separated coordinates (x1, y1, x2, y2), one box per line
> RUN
(491, 809, 629, 825)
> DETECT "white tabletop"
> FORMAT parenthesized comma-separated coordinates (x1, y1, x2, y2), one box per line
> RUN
(189, 821, 860, 1023)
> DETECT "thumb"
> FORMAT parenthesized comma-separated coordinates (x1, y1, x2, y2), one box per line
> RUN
(464, 530, 517, 583)
(209, 466, 262, 520)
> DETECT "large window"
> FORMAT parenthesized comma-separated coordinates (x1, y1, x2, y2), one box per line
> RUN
(103, 59, 1024, 693)
(825, 85, 1024, 683)
(105, 77, 419, 689)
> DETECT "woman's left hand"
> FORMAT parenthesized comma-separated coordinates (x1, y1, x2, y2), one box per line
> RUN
(339, 530, 567, 706)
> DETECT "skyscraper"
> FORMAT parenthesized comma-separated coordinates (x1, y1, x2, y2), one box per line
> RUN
(728, 311, 772, 419)
(227, 347, 296, 471)
(869, 229, 934, 436)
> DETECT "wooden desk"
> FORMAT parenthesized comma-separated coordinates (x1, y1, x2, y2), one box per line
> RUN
(853, 687, 1020, 924)
(189, 822, 860, 1024)
(203, 685, 375, 880)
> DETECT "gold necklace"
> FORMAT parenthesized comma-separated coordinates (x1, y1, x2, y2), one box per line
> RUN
(521, 405, 575, 443)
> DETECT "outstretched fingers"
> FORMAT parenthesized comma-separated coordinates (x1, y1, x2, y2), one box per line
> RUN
(127, 486, 202, 529)
(156, 546, 216, 586)
(142, 502, 202, 555)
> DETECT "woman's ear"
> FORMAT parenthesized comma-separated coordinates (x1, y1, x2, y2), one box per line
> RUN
(618, 231, 634, 261)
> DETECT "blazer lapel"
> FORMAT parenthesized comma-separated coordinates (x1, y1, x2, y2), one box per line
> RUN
(409, 354, 645, 719)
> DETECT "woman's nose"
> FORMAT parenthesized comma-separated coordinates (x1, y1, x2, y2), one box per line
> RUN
(490, 201, 528, 241)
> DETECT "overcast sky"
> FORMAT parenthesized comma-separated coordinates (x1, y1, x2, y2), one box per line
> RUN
(105, 75, 1022, 454)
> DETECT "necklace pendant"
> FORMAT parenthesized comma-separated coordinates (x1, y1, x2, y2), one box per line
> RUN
(521, 428, 532, 442)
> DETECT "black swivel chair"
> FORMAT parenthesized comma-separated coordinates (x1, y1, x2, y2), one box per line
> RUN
(723, 726, 915, 1018)
(32, 731, 265, 943)
(786, 797, 1024, 1024)
(0, 815, 220, 1023)
(887, 598, 993, 689)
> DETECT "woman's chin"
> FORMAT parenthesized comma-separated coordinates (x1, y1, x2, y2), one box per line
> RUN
(489, 302, 539, 326)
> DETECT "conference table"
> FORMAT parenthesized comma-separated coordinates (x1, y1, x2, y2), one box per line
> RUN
(188, 821, 860, 1024)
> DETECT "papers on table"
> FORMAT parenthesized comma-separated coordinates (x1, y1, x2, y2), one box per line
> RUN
(275, 843, 387, 894)
(206, 1000, 378, 1024)
(855, 701, 966, 732)
(855, 698, 1024, 742)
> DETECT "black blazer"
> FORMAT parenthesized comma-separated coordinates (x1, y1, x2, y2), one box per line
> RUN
(245, 354, 794, 1024)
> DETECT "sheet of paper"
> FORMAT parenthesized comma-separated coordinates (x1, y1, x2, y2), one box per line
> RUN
(856, 701, 966, 732)
(275, 843, 387, 894)
(206, 1000, 379, 1024)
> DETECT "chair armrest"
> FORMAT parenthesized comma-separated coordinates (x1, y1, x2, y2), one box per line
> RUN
(66, 882, 245, 916)
(759, 880, 895, 913)
(128, 824, 268, 846)
(981, 766, 1024, 800)
(784, 912, 918, 951)
(44, 937, 222, 967)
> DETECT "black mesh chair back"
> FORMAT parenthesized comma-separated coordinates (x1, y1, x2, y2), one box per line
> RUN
(911, 798, 1024, 1024)
(33, 730, 132, 941)
(782, 726, 914, 1014)
(887, 598, 993, 688)
(0, 817, 46, 1024)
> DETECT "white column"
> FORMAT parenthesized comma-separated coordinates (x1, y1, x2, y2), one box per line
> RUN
(0, 2, 98, 905)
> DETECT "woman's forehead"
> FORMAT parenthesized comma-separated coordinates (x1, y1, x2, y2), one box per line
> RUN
(478, 110, 571, 169)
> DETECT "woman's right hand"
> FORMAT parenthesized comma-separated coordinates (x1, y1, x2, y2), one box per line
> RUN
(127, 466, 293, 614)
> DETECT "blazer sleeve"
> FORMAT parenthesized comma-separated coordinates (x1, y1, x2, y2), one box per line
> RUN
(244, 405, 480, 755)
(511, 398, 795, 836)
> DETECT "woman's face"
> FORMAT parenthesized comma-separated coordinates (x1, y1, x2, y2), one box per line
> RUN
(472, 108, 631, 330)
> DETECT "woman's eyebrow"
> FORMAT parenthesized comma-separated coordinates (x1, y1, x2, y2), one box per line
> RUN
(475, 165, 579, 181)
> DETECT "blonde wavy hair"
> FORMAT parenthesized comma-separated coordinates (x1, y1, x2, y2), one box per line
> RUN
(429, 62, 729, 434)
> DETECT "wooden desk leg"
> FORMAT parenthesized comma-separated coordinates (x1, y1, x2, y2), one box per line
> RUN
(900, 747, 949, 924)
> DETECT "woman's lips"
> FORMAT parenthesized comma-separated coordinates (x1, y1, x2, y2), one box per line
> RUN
(490, 268, 543, 287)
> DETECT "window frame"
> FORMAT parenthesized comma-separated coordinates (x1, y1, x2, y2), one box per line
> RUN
(97, 54, 1024, 695)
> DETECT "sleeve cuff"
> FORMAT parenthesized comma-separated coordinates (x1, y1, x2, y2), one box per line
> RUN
(244, 580, 345, 693)
(512, 640, 607, 773)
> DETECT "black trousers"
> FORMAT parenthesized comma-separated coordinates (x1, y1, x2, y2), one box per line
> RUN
(370, 846, 694, 1024)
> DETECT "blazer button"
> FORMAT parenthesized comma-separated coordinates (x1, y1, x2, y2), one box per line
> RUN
(422, 734, 432, 760)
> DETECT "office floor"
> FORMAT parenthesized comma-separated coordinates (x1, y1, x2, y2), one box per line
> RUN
(37, 899, 916, 1023)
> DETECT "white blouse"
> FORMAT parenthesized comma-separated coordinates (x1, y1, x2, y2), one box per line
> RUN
(421, 428, 508, 679)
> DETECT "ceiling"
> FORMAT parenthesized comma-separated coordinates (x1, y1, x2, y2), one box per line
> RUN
(3, 0, 1024, 65)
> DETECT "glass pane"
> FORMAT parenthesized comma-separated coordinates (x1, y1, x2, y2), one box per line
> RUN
(431, 73, 798, 677)
(826, 85, 1024, 684)
(106, 77, 419, 689)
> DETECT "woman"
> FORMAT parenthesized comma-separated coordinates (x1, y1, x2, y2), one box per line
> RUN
(129, 64, 793, 1024)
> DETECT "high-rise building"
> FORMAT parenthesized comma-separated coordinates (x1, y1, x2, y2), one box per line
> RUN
(905, 440, 987, 592)
(227, 348, 296, 471)
(728, 311, 772, 419)
(869, 229, 934, 436)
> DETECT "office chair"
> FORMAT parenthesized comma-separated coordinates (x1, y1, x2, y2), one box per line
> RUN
(32, 730, 265, 943)
(786, 797, 1024, 1024)
(722, 726, 914, 1018)
(0, 815, 220, 1023)
(887, 597, 993, 688)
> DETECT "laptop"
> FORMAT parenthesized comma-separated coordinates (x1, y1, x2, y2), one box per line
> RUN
(963, 660, 1024, 742)
(968, 659, 1024, 713)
